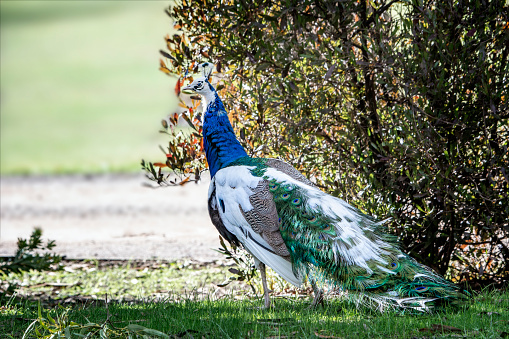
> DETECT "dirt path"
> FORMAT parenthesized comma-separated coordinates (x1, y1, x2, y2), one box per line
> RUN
(0, 174, 223, 261)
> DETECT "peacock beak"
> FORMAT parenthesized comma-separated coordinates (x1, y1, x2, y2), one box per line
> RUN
(181, 84, 195, 94)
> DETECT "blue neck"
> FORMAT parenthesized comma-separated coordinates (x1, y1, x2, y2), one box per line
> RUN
(202, 90, 248, 178)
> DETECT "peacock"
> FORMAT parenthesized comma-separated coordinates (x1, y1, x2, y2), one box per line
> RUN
(181, 64, 465, 312)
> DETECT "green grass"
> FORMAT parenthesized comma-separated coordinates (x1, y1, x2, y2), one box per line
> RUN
(2, 290, 508, 339)
(1, 261, 508, 338)
(0, 1, 175, 175)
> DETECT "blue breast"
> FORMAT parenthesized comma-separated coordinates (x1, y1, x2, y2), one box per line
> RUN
(202, 92, 247, 177)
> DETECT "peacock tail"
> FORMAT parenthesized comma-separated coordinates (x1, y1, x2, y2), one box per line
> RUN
(225, 157, 466, 312)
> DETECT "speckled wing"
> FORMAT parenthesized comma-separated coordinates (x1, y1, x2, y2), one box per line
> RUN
(238, 159, 315, 261)
(239, 179, 290, 261)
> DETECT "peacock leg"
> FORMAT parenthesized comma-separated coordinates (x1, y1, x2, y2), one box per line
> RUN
(309, 278, 324, 309)
(254, 258, 271, 309)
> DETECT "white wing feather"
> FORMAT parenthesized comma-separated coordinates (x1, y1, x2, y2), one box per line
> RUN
(212, 166, 302, 286)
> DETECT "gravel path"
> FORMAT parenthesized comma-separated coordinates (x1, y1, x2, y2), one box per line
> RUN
(0, 174, 223, 261)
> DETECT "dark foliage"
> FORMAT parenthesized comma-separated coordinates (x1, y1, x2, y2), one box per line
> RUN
(144, 0, 509, 285)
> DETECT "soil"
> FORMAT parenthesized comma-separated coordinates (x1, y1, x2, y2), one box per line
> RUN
(0, 174, 223, 261)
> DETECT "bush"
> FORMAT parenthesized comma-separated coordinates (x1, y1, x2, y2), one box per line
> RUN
(144, 0, 509, 285)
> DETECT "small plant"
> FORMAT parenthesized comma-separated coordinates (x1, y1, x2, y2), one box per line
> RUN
(215, 236, 258, 294)
(0, 228, 62, 296)
(23, 302, 169, 339)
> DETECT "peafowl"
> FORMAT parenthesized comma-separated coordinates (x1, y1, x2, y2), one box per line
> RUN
(181, 64, 465, 312)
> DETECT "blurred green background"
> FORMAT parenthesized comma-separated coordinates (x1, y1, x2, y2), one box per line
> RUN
(0, 1, 175, 174)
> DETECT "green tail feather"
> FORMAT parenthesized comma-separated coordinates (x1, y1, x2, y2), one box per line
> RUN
(227, 157, 467, 312)
(266, 173, 466, 312)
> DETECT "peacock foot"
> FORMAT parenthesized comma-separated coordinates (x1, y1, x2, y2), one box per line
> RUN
(308, 289, 324, 309)
(263, 298, 271, 309)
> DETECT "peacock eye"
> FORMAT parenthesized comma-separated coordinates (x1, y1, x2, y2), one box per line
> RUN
(389, 262, 401, 271)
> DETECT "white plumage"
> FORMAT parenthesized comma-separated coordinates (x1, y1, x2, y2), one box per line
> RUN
(212, 166, 302, 286)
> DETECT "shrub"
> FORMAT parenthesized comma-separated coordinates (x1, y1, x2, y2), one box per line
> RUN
(144, 0, 509, 285)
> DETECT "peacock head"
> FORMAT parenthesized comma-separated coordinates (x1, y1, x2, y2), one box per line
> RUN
(181, 62, 217, 100)
(181, 76, 214, 95)
(181, 76, 217, 106)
